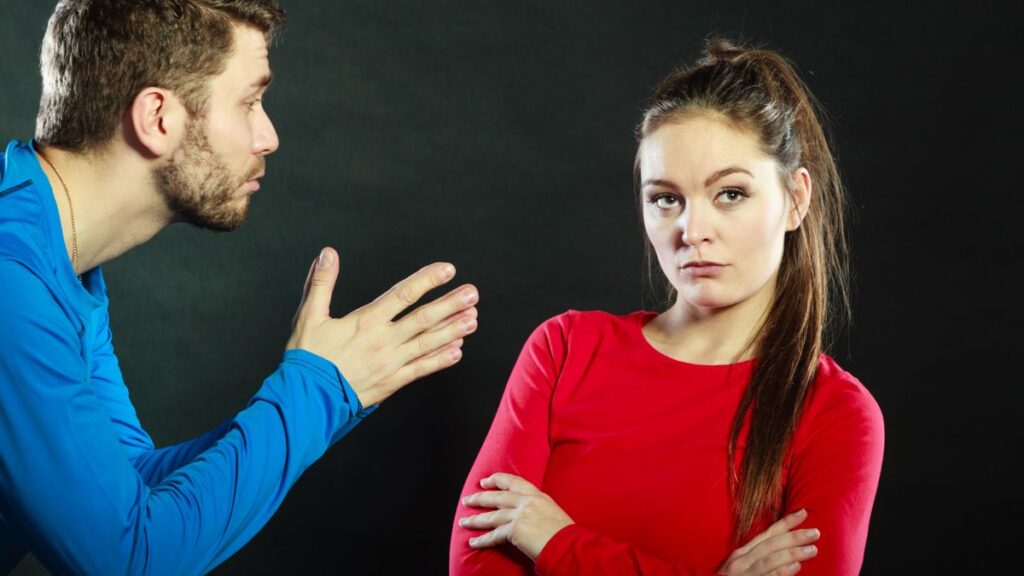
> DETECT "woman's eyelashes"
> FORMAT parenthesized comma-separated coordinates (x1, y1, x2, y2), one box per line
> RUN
(647, 187, 751, 214)
(716, 187, 750, 206)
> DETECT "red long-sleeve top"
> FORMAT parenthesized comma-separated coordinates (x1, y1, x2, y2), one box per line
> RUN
(450, 310, 884, 575)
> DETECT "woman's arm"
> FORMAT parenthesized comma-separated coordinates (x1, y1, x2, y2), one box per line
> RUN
(462, 473, 821, 576)
(450, 316, 569, 575)
(777, 369, 885, 575)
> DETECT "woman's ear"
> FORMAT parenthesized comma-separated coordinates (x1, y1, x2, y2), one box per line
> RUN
(126, 87, 188, 158)
(786, 167, 813, 231)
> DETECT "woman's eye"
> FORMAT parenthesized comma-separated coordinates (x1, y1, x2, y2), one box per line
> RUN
(717, 188, 747, 205)
(653, 195, 680, 210)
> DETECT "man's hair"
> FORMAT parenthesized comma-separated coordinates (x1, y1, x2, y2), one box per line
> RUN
(35, 0, 286, 152)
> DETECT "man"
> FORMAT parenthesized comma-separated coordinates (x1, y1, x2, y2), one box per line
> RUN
(0, 1, 479, 574)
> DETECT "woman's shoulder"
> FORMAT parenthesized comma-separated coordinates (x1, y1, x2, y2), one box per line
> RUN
(803, 354, 885, 435)
(536, 309, 655, 334)
(522, 309, 653, 358)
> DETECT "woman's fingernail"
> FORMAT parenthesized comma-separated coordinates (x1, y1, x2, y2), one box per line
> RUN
(802, 545, 816, 554)
(458, 517, 467, 527)
(461, 318, 478, 333)
(468, 537, 479, 547)
(463, 288, 478, 305)
(797, 508, 807, 516)
(443, 264, 455, 280)
(787, 562, 799, 572)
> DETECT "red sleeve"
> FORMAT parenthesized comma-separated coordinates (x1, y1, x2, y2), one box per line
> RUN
(451, 312, 703, 576)
(449, 315, 569, 575)
(535, 525, 700, 576)
(781, 369, 885, 575)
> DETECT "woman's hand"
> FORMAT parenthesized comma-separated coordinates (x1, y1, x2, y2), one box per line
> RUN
(717, 509, 821, 575)
(458, 473, 574, 560)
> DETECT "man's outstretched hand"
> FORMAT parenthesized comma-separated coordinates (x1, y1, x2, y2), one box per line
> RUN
(287, 247, 478, 407)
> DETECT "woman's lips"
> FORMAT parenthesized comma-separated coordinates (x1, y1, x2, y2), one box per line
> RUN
(680, 262, 725, 277)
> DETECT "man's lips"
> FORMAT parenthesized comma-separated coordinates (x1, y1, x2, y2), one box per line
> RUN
(245, 172, 264, 191)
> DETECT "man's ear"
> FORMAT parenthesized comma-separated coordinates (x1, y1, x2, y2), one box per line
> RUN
(126, 88, 188, 158)
(786, 167, 813, 231)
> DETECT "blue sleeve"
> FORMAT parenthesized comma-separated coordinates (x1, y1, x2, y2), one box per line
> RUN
(88, 305, 236, 486)
(0, 259, 373, 575)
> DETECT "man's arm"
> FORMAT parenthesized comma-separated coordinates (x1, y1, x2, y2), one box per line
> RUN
(0, 249, 477, 575)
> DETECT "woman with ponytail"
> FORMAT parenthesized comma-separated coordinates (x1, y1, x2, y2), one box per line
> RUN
(451, 40, 884, 576)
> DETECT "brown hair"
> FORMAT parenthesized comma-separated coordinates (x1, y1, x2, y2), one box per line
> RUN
(635, 39, 851, 540)
(35, 0, 286, 152)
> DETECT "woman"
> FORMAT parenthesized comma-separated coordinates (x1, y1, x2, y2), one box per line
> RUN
(450, 40, 884, 575)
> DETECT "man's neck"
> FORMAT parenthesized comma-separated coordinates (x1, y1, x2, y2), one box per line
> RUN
(35, 143, 175, 273)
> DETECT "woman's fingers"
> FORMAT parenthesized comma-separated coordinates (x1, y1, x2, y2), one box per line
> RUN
(468, 524, 512, 549)
(462, 489, 524, 510)
(748, 543, 818, 575)
(480, 472, 540, 494)
(735, 509, 808, 556)
(458, 508, 516, 530)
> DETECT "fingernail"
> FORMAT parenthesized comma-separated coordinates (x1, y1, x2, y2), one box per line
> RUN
(796, 508, 807, 516)
(468, 537, 479, 547)
(443, 264, 455, 280)
(802, 545, 816, 554)
(786, 562, 799, 572)
(809, 528, 820, 538)
(462, 496, 470, 505)
(450, 348, 463, 362)
(458, 517, 468, 527)
(317, 249, 332, 269)
(463, 289, 478, 305)
(461, 318, 478, 333)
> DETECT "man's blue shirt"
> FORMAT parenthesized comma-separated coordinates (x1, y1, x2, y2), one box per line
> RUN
(0, 140, 374, 575)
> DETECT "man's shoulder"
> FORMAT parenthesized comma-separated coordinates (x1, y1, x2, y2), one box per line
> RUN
(0, 142, 51, 270)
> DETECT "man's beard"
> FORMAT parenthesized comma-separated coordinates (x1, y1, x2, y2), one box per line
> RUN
(155, 119, 263, 232)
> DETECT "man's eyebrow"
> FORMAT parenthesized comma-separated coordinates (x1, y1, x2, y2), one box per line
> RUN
(704, 166, 753, 187)
(249, 73, 273, 91)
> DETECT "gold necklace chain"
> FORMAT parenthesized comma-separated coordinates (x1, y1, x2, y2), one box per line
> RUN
(37, 151, 81, 279)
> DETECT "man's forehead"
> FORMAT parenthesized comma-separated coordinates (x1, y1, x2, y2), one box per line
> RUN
(220, 25, 272, 90)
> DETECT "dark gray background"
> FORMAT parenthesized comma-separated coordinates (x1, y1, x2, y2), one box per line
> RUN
(2, 1, 1021, 574)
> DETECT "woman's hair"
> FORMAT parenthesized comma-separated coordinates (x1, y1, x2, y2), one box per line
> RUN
(635, 39, 851, 540)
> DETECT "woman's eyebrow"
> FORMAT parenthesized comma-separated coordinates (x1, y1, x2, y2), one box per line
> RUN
(704, 166, 753, 187)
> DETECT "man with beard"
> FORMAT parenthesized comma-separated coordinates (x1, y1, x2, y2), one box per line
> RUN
(0, 1, 479, 574)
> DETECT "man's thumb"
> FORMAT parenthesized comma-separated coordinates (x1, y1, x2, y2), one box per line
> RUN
(303, 247, 338, 318)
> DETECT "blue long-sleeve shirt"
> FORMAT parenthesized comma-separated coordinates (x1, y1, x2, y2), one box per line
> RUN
(0, 140, 375, 575)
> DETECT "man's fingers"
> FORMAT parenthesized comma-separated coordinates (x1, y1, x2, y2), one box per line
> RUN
(291, 257, 319, 331)
(389, 284, 477, 343)
(399, 307, 477, 361)
(370, 263, 457, 322)
(297, 248, 339, 321)
(421, 307, 479, 337)
(373, 340, 463, 402)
